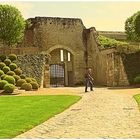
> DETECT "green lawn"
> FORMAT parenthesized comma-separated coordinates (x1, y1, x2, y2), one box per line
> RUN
(0, 95, 81, 138)
(134, 94, 140, 109)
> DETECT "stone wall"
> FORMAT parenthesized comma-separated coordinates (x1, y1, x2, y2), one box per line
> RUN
(21, 17, 87, 85)
(106, 52, 129, 86)
(98, 31, 127, 41)
(17, 16, 140, 87)
(16, 54, 48, 86)
(121, 51, 140, 84)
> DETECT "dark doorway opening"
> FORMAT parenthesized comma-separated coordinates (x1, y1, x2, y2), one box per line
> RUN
(50, 64, 65, 87)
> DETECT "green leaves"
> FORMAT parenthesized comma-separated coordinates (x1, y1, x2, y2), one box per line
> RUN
(0, 4, 26, 46)
(125, 11, 140, 42)
(99, 35, 128, 48)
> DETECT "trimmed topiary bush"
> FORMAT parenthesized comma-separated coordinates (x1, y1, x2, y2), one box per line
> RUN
(7, 71, 15, 76)
(21, 83, 32, 91)
(20, 74, 26, 79)
(4, 75, 15, 85)
(134, 75, 140, 84)
(0, 62, 6, 69)
(14, 68, 22, 75)
(13, 75, 20, 82)
(8, 54, 17, 62)
(3, 83, 15, 93)
(9, 63, 17, 71)
(0, 54, 6, 62)
(25, 77, 32, 83)
(16, 79, 26, 87)
(2, 66, 10, 74)
(31, 78, 37, 83)
(30, 82, 39, 90)
(1, 74, 6, 80)
(0, 70, 4, 77)
(0, 80, 8, 90)
(4, 59, 11, 66)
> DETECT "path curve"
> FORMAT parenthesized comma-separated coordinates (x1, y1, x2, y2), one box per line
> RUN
(16, 88, 140, 138)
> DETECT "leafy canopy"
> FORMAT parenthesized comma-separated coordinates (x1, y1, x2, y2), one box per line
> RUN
(125, 11, 140, 42)
(0, 5, 26, 46)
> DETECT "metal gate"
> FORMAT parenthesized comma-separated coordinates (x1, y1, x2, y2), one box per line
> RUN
(50, 64, 65, 87)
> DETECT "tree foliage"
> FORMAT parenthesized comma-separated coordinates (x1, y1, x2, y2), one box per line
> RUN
(99, 35, 128, 48)
(125, 11, 140, 41)
(0, 5, 26, 46)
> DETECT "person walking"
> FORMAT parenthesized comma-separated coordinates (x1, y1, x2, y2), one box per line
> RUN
(85, 68, 94, 92)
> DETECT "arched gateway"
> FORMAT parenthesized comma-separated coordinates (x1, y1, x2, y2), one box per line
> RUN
(45, 45, 74, 87)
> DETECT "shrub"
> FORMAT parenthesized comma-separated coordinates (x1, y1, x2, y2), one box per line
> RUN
(4, 59, 11, 66)
(99, 35, 128, 48)
(134, 76, 140, 84)
(7, 71, 15, 76)
(0, 70, 4, 76)
(21, 83, 32, 91)
(30, 78, 37, 83)
(16, 79, 26, 87)
(3, 83, 15, 93)
(8, 54, 17, 61)
(13, 75, 20, 82)
(25, 77, 32, 83)
(0, 54, 6, 62)
(9, 63, 17, 71)
(0, 80, 8, 90)
(20, 74, 26, 79)
(2, 66, 10, 74)
(30, 82, 39, 90)
(14, 68, 22, 75)
(4, 75, 15, 85)
(0, 62, 6, 69)
(1, 74, 6, 80)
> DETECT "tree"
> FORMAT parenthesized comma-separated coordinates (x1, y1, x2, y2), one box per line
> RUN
(0, 5, 26, 46)
(125, 11, 140, 42)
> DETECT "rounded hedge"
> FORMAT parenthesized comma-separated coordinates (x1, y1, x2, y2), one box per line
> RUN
(4, 75, 15, 85)
(20, 74, 26, 79)
(0, 70, 4, 77)
(3, 83, 15, 93)
(16, 79, 26, 87)
(7, 71, 15, 76)
(0, 54, 6, 62)
(9, 63, 17, 71)
(14, 68, 22, 75)
(4, 59, 11, 66)
(31, 78, 37, 83)
(1, 74, 6, 80)
(0, 62, 6, 69)
(25, 77, 32, 83)
(2, 66, 10, 74)
(13, 75, 21, 82)
(8, 54, 17, 62)
(134, 76, 140, 84)
(21, 83, 32, 91)
(0, 80, 8, 90)
(30, 82, 39, 90)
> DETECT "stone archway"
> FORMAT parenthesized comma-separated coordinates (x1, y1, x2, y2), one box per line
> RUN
(43, 45, 75, 87)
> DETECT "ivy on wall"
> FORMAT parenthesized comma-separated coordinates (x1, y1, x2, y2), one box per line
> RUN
(16, 54, 48, 86)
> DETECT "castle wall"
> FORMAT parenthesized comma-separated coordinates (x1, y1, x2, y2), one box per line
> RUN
(23, 17, 87, 85)
(16, 16, 140, 87)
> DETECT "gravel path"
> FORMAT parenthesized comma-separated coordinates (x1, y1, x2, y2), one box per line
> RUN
(16, 87, 140, 138)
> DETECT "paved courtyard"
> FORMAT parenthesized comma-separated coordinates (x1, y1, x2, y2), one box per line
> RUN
(16, 87, 140, 138)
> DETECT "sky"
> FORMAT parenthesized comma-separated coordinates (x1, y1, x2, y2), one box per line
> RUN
(1, 1, 140, 31)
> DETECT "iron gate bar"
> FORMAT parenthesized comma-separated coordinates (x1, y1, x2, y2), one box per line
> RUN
(50, 64, 65, 87)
